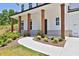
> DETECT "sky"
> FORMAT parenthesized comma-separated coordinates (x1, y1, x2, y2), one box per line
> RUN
(0, 3, 79, 13)
(0, 3, 21, 13)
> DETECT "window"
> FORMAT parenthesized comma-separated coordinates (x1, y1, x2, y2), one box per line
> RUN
(30, 19, 32, 30)
(36, 3, 39, 6)
(29, 3, 32, 9)
(68, 3, 79, 12)
(56, 17, 60, 26)
(21, 20, 24, 30)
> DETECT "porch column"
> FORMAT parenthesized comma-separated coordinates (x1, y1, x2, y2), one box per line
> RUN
(18, 16, 21, 33)
(27, 13, 31, 33)
(11, 18, 14, 32)
(41, 9, 45, 33)
(61, 4, 65, 39)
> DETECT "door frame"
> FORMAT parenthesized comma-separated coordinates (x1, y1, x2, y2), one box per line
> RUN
(45, 19, 47, 34)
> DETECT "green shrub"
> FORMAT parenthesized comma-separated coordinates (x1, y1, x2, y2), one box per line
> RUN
(0, 38, 4, 45)
(24, 31, 30, 37)
(1, 41, 7, 47)
(0, 32, 20, 47)
(0, 36, 7, 46)
(0, 35, 7, 42)
(51, 37, 54, 40)
(36, 30, 45, 38)
(44, 35, 48, 42)
(52, 38, 58, 44)
(6, 38, 13, 43)
(5, 32, 20, 40)
(36, 35, 41, 40)
(44, 37, 48, 42)
(59, 38, 63, 42)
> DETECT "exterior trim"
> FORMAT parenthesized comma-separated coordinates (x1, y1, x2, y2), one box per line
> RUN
(18, 16, 21, 33)
(41, 9, 45, 33)
(61, 4, 65, 39)
(68, 8, 79, 13)
(27, 13, 31, 33)
(12, 3, 50, 16)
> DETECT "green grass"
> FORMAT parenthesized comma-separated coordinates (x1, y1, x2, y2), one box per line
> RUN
(0, 45, 48, 56)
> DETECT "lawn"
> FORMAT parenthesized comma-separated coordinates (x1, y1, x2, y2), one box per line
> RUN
(0, 45, 47, 56)
(0, 25, 47, 56)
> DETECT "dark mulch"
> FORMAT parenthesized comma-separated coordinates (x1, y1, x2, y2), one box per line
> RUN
(34, 38, 66, 47)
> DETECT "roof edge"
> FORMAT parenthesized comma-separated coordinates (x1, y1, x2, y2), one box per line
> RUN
(11, 3, 50, 16)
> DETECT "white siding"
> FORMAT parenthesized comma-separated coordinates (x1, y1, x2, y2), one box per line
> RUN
(22, 3, 79, 36)
(22, 16, 28, 30)
(45, 4, 61, 30)
(31, 12, 41, 30)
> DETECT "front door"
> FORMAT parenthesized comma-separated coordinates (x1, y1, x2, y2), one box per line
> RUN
(45, 19, 47, 34)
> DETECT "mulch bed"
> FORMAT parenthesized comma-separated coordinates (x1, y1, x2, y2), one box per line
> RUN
(34, 38, 66, 47)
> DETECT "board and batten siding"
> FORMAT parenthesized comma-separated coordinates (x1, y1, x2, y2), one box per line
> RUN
(22, 3, 79, 37)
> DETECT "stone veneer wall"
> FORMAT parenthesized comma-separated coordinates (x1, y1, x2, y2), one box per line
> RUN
(21, 30, 72, 37)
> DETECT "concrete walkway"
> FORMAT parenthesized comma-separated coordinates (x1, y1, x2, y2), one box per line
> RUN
(18, 37, 63, 56)
(18, 37, 79, 56)
(61, 37, 79, 56)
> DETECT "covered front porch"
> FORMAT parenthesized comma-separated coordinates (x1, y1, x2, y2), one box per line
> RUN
(11, 3, 65, 39)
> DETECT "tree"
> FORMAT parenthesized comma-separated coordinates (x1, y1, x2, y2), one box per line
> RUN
(9, 9, 17, 24)
(0, 9, 15, 25)
(1, 9, 9, 25)
(9, 9, 14, 16)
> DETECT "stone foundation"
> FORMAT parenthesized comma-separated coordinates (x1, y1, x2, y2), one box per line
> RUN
(21, 30, 72, 37)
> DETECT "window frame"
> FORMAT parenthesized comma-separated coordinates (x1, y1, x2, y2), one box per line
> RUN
(21, 20, 24, 30)
(56, 17, 60, 26)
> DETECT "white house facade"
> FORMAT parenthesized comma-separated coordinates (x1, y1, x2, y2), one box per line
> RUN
(11, 3, 79, 39)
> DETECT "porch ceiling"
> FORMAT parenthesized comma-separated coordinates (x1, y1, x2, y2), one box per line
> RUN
(10, 3, 60, 19)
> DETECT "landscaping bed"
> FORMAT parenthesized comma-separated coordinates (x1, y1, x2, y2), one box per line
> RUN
(33, 31, 66, 47)
(0, 32, 20, 47)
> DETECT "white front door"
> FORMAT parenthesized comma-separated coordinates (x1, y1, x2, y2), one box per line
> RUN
(72, 23, 79, 37)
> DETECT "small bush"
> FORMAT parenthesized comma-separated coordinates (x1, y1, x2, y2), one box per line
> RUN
(52, 38, 58, 44)
(44, 37, 48, 42)
(0, 36, 7, 43)
(24, 31, 30, 37)
(7, 38, 13, 43)
(0, 32, 20, 47)
(0, 39, 4, 46)
(5, 32, 20, 40)
(36, 35, 41, 40)
(51, 37, 54, 40)
(0, 36, 7, 47)
(36, 30, 45, 38)
(1, 41, 7, 47)
(59, 38, 63, 42)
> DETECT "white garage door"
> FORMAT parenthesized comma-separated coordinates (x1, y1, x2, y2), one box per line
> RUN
(72, 23, 79, 37)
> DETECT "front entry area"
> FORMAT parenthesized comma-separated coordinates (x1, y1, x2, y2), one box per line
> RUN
(45, 19, 47, 34)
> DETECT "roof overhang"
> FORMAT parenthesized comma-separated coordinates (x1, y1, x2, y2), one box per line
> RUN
(10, 3, 50, 19)
(11, 3, 64, 19)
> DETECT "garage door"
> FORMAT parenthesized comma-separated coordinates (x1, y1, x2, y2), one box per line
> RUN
(72, 23, 79, 37)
